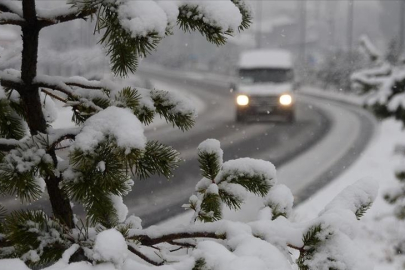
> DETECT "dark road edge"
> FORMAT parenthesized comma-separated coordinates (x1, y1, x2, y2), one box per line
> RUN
(293, 93, 377, 205)
(139, 67, 377, 225)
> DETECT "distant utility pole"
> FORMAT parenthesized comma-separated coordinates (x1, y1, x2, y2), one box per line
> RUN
(399, 0, 405, 54)
(299, 0, 307, 64)
(347, 0, 354, 53)
(255, 0, 262, 49)
(326, 1, 336, 51)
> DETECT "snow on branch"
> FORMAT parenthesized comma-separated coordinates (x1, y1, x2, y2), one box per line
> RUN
(0, 1, 24, 26)
(66, 0, 251, 76)
(127, 244, 163, 266)
(0, 69, 24, 92)
(0, 2, 23, 17)
(0, 12, 25, 26)
(0, 138, 19, 152)
(72, 106, 146, 153)
(321, 178, 378, 220)
(47, 128, 81, 150)
(185, 140, 277, 222)
(359, 35, 381, 63)
(36, 5, 97, 28)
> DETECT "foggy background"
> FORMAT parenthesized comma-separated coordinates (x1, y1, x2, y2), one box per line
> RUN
(0, 0, 403, 88)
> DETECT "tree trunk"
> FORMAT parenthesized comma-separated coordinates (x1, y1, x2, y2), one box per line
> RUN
(21, 0, 74, 228)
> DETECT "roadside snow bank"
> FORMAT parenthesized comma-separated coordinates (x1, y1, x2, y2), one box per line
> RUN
(295, 119, 405, 269)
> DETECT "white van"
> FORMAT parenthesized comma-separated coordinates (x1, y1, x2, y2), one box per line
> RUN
(234, 49, 296, 122)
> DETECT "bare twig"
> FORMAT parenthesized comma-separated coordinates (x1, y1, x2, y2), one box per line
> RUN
(0, 14, 25, 26)
(132, 231, 224, 246)
(0, 2, 23, 16)
(287, 244, 305, 252)
(0, 138, 19, 152)
(127, 245, 164, 266)
(41, 88, 67, 103)
(0, 78, 24, 92)
(168, 240, 196, 248)
(38, 7, 97, 28)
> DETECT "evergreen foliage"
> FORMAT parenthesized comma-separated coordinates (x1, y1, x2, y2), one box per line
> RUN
(297, 224, 334, 270)
(0, 0, 254, 266)
(0, 1, 377, 269)
(354, 202, 372, 220)
(351, 36, 405, 253)
(185, 141, 274, 222)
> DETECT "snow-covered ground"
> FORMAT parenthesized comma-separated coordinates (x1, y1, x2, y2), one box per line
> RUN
(296, 119, 405, 270)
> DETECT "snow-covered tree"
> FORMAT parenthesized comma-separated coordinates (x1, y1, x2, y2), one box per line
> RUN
(351, 35, 405, 253)
(0, 1, 377, 269)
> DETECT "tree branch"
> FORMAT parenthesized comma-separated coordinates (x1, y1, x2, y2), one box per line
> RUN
(0, 2, 23, 17)
(65, 81, 103, 90)
(34, 80, 74, 98)
(0, 138, 18, 152)
(0, 78, 23, 92)
(38, 6, 97, 28)
(287, 244, 305, 252)
(33, 77, 103, 112)
(132, 231, 224, 246)
(168, 240, 196, 248)
(0, 13, 25, 26)
(49, 133, 77, 151)
(127, 245, 164, 266)
(41, 88, 67, 103)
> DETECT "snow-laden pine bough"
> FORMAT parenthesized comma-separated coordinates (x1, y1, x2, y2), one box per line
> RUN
(0, 137, 379, 270)
(0, 0, 378, 269)
(351, 35, 405, 257)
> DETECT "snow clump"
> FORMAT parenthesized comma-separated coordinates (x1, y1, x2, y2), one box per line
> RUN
(73, 106, 146, 153)
(93, 229, 128, 266)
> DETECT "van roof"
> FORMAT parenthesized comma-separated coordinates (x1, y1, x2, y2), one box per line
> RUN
(238, 49, 293, 69)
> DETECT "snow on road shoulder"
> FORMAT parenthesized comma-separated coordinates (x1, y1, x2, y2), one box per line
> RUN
(295, 119, 405, 269)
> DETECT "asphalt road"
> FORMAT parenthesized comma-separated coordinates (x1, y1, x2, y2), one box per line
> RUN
(125, 70, 375, 226)
(1, 69, 376, 227)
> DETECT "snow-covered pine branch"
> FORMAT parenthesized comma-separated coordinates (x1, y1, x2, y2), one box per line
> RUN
(359, 35, 382, 63)
(0, 0, 380, 269)
(68, 0, 252, 76)
(0, 2, 24, 26)
(0, 163, 377, 270)
(351, 36, 405, 259)
(351, 37, 405, 126)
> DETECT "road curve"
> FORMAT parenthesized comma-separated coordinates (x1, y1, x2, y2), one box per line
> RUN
(125, 68, 376, 226)
(0, 68, 376, 228)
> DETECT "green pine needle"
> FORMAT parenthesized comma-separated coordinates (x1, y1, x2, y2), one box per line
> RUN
(96, 3, 161, 77)
(1, 210, 69, 265)
(219, 172, 272, 197)
(192, 258, 208, 270)
(231, 0, 253, 31)
(218, 189, 242, 210)
(198, 152, 221, 181)
(177, 4, 231, 46)
(0, 99, 26, 140)
(127, 141, 180, 180)
(355, 202, 372, 220)
(199, 193, 222, 222)
(151, 90, 195, 131)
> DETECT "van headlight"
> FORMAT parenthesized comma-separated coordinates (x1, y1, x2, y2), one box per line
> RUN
(279, 94, 292, 106)
(237, 95, 249, 106)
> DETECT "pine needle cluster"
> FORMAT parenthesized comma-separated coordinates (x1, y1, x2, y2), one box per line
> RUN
(185, 140, 274, 222)
(0, 0, 253, 266)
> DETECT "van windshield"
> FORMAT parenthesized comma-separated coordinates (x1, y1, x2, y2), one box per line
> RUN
(239, 68, 293, 84)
